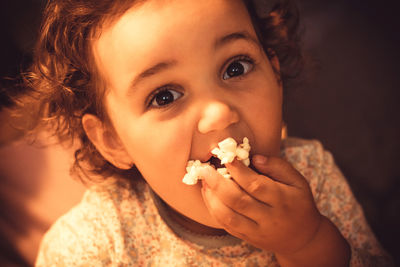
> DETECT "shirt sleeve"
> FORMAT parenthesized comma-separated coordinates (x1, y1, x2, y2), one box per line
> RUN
(35, 216, 112, 266)
(315, 150, 394, 267)
(35, 186, 125, 266)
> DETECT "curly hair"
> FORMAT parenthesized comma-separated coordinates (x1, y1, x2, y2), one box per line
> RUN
(19, 0, 304, 182)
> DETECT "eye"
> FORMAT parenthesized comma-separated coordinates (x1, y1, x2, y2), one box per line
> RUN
(149, 88, 183, 108)
(222, 57, 254, 80)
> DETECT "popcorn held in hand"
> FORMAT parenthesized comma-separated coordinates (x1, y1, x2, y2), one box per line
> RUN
(182, 137, 251, 185)
(217, 167, 231, 179)
(182, 160, 210, 185)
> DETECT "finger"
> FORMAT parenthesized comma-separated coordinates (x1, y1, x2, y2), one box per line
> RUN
(251, 155, 306, 187)
(225, 159, 281, 204)
(199, 166, 272, 218)
(201, 184, 258, 234)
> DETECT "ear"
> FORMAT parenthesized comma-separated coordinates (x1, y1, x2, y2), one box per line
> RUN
(270, 51, 280, 71)
(267, 48, 281, 74)
(82, 114, 133, 170)
(281, 121, 287, 140)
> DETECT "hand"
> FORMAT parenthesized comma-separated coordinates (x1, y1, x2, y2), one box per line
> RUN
(200, 155, 322, 255)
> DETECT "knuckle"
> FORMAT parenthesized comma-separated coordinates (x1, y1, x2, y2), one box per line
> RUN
(224, 213, 240, 228)
(213, 208, 239, 228)
(229, 193, 250, 211)
(270, 156, 289, 169)
(247, 177, 266, 195)
(272, 157, 288, 169)
(211, 207, 228, 223)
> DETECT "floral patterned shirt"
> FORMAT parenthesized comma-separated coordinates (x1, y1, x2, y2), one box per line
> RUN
(35, 138, 393, 266)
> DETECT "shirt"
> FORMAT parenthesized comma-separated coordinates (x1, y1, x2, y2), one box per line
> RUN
(35, 138, 394, 266)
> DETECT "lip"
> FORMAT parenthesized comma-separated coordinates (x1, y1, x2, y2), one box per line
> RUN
(198, 143, 218, 163)
(201, 151, 214, 163)
(198, 136, 248, 163)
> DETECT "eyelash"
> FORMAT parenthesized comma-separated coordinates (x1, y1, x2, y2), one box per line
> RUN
(146, 54, 256, 109)
(147, 85, 183, 109)
(221, 54, 255, 80)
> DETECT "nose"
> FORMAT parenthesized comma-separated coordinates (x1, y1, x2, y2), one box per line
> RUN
(197, 101, 239, 134)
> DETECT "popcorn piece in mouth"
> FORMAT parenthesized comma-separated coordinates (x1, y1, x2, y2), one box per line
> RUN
(182, 137, 251, 185)
(211, 137, 250, 166)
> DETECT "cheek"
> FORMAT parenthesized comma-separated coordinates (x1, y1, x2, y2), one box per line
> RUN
(245, 81, 282, 156)
(124, 118, 192, 183)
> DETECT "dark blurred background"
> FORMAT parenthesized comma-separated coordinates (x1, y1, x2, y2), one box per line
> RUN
(288, 0, 400, 265)
(0, 0, 399, 266)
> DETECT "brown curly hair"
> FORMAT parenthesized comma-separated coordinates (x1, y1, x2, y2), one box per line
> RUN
(19, 0, 304, 182)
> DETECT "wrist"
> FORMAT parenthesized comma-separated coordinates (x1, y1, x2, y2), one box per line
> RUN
(276, 216, 350, 267)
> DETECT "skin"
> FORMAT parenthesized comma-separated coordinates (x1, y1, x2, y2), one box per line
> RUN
(83, 0, 350, 265)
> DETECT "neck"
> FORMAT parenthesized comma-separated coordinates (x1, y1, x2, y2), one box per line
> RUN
(156, 193, 228, 236)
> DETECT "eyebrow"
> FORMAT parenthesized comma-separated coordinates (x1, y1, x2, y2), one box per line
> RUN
(214, 31, 260, 50)
(129, 60, 177, 93)
(129, 31, 259, 93)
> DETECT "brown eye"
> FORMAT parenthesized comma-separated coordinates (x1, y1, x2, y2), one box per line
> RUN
(150, 89, 183, 107)
(223, 59, 253, 80)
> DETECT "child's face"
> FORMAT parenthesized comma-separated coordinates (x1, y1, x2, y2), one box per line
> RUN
(92, 0, 282, 228)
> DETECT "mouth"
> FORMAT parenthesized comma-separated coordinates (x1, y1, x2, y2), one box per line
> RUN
(183, 137, 251, 185)
(206, 156, 225, 169)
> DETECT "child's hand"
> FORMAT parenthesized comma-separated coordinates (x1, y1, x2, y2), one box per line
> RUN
(200, 155, 322, 255)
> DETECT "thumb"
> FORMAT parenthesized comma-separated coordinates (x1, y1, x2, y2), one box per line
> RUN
(251, 155, 305, 187)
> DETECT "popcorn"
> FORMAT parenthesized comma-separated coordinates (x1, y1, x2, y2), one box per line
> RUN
(182, 137, 251, 185)
(182, 160, 210, 185)
(217, 168, 231, 179)
(211, 137, 250, 166)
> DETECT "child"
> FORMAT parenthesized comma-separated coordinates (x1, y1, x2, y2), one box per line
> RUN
(26, 0, 392, 266)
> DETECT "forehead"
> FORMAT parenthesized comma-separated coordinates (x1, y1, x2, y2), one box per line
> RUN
(92, 0, 256, 91)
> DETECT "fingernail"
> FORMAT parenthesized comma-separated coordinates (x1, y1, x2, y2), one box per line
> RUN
(200, 166, 217, 188)
(201, 181, 211, 197)
(201, 179, 208, 189)
(201, 181, 209, 201)
(253, 155, 268, 165)
(204, 186, 212, 200)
